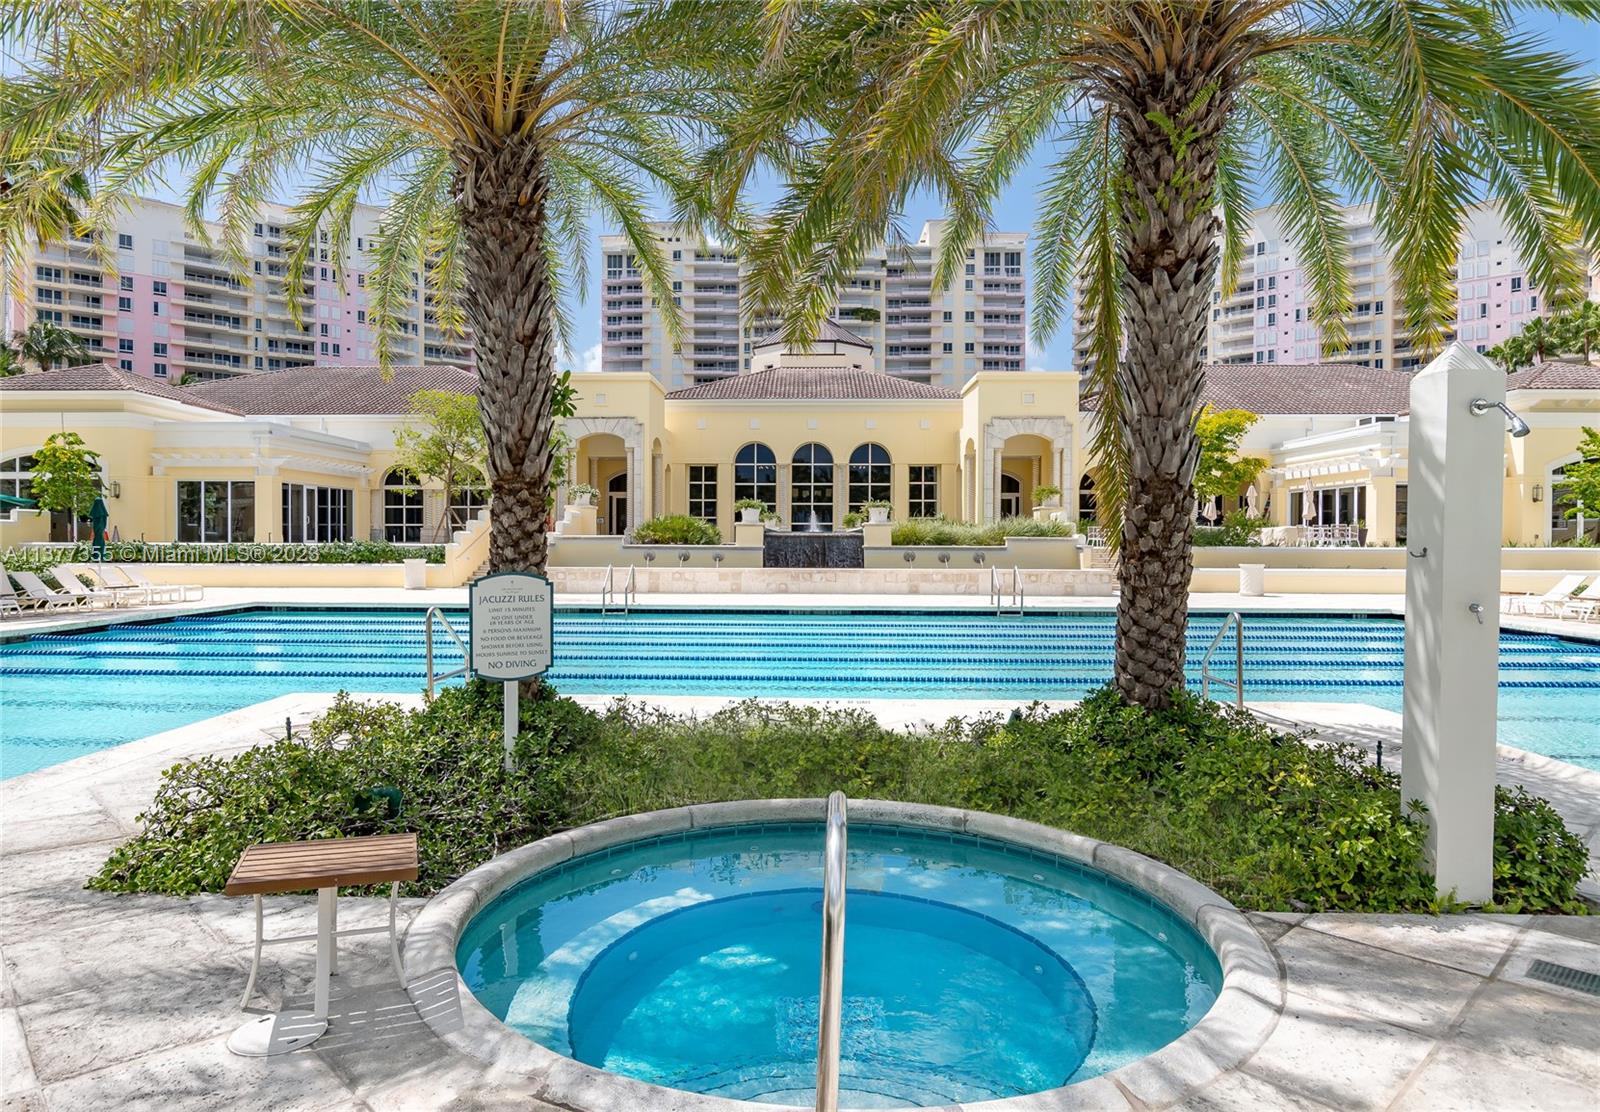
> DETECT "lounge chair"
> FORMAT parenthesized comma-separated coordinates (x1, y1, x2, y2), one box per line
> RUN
(121, 564, 202, 601)
(8, 570, 88, 610)
(68, 566, 152, 608)
(48, 567, 122, 609)
(1503, 574, 1590, 616)
(0, 576, 23, 618)
(1560, 582, 1600, 623)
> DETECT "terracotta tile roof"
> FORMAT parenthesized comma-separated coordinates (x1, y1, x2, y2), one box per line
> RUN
(0, 362, 243, 414)
(666, 367, 958, 401)
(1081, 363, 1415, 415)
(1505, 361, 1600, 390)
(184, 364, 478, 414)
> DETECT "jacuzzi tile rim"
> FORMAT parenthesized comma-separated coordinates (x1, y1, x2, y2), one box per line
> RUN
(402, 798, 1285, 1112)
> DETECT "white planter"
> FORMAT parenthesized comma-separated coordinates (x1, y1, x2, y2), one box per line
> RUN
(569, 493, 595, 507)
(867, 507, 890, 525)
(402, 558, 427, 590)
(739, 507, 761, 524)
(1238, 563, 1266, 597)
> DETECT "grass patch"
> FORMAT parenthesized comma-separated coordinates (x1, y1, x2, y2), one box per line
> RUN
(890, 515, 1073, 546)
(90, 683, 1592, 914)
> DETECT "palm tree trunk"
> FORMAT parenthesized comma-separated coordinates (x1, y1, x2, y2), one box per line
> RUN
(1109, 61, 1234, 708)
(456, 140, 558, 575)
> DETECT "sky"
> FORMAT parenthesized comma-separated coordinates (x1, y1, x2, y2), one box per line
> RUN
(7, 8, 1598, 374)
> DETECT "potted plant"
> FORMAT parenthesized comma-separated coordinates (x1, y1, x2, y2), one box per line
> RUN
(1033, 483, 1062, 507)
(842, 511, 865, 528)
(864, 499, 892, 524)
(734, 497, 765, 524)
(1357, 518, 1368, 547)
(760, 509, 781, 526)
(568, 483, 598, 507)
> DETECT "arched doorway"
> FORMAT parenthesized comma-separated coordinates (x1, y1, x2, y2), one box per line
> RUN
(999, 473, 1022, 518)
(791, 443, 834, 530)
(606, 471, 628, 536)
(1078, 473, 1097, 522)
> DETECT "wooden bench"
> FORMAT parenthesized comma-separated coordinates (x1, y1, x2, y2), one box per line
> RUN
(224, 833, 419, 1056)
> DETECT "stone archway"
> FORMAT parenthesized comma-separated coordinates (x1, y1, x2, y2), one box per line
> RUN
(981, 416, 1070, 522)
(564, 416, 645, 533)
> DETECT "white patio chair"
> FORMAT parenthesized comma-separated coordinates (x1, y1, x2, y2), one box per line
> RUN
(75, 563, 155, 606)
(1559, 581, 1600, 623)
(0, 576, 23, 618)
(48, 567, 121, 609)
(8, 570, 89, 610)
(61, 564, 149, 607)
(121, 564, 202, 601)
(1503, 574, 1592, 617)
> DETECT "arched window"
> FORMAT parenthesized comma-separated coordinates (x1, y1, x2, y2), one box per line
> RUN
(0, 454, 38, 504)
(791, 443, 834, 529)
(848, 442, 891, 511)
(733, 442, 777, 511)
(1078, 474, 1097, 522)
(383, 468, 424, 542)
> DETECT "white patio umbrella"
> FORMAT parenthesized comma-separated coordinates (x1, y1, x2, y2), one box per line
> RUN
(1245, 485, 1260, 518)
(1301, 481, 1318, 524)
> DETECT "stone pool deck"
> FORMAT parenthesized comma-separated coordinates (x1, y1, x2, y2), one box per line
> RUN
(3, 692, 1599, 1111)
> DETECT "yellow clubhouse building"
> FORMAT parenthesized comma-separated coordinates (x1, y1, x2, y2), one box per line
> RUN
(1, 324, 1597, 551)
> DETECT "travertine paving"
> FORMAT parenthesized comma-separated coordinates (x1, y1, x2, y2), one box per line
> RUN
(3, 691, 1598, 1111)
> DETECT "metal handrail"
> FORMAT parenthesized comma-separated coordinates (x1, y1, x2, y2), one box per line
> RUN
(424, 606, 469, 698)
(1200, 611, 1245, 710)
(989, 564, 1024, 615)
(599, 563, 638, 614)
(815, 791, 847, 1112)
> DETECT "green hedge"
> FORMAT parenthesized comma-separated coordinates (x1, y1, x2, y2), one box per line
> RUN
(631, 514, 722, 545)
(89, 683, 1591, 913)
(890, 515, 1073, 546)
(3, 540, 447, 571)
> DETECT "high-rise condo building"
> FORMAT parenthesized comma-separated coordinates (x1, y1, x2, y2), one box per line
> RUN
(600, 219, 1026, 388)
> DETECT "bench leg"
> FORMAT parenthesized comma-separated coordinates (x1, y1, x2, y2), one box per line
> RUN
(388, 881, 404, 985)
(314, 886, 335, 1020)
(329, 890, 338, 975)
(239, 894, 263, 1010)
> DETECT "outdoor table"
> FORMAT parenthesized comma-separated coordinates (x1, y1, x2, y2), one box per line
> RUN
(223, 832, 418, 1056)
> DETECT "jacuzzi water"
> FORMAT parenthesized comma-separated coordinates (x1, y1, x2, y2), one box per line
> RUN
(455, 822, 1221, 1107)
(2, 607, 1597, 777)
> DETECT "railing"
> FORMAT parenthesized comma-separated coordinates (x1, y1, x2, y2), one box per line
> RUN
(989, 564, 1024, 615)
(423, 606, 469, 698)
(1200, 611, 1245, 710)
(600, 563, 636, 613)
(815, 791, 847, 1112)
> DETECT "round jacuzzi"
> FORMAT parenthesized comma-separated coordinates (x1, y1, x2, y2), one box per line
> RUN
(406, 802, 1281, 1111)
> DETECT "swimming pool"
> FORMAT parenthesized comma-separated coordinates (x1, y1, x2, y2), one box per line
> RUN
(454, 814, 1221, 1106)
(2, 607, 1597, 777)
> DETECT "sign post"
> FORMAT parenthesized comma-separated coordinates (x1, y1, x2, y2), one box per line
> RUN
(469, 572, 554, 771)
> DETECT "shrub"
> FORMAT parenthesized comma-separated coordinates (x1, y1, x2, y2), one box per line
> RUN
(3, 539, 447, 571)
(890, 515, 1073, 546)
(733, 497, 766, 512)
(1192, 511, 1264, 547)
(1033, 484, 1062, 501)
(90, 684, 1592, 913)
(842, 511, 865, 528)
(632, 514, 721, 545)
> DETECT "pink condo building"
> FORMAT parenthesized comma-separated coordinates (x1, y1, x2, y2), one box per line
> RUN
(3, 197, 474, 381)
(1075, 199, 1597, 374)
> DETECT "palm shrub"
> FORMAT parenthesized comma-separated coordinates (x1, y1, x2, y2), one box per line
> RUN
(632, 514, 722, 544)
(727, 1, 1600, 708)
(1, 1, 759, 577)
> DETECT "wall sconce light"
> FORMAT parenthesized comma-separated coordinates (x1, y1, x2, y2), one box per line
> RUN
(1532, 483, 1543, 503)
(109, 480, 122, 499)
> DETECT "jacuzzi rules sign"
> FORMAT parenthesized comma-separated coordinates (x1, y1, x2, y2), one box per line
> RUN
(469, 572, 553, 681)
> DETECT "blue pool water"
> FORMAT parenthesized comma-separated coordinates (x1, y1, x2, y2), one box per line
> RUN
(2, 607, 1597, 778)
(456, 822, 1219, 1106)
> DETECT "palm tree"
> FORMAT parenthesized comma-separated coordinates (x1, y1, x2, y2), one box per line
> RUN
(1486, 334, 1535, 374)
(0, 345, 25, 377)
(0, 1, 755, 574)
(732, 0, 1600, 707)
(1564, 300, 1600, 364)
(12, 320, 92, 371)
(1515, 313, 1565, 364)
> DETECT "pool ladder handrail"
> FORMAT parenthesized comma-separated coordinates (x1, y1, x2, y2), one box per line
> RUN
(815, 790, 847, 1112)
(1200, 611, 1245, 710)
(424, 606, 470, 698)
(600, 563, 636, 613)
(989, 564, 1024, 616)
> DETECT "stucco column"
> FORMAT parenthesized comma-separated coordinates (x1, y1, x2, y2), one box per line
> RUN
(1368, 478, 1397, 546)
(652, 452, 664, 518)
(624, 446, 640, 534)
(777, 463, 791, 523)
(1401, 344, 1504, 903)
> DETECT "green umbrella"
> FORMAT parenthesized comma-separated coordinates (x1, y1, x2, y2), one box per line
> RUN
(89, 496, 110, 560)
(0, 494, 36, 509)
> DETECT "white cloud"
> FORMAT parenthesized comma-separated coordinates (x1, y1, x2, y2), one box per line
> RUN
(567, 342, 602, 375)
